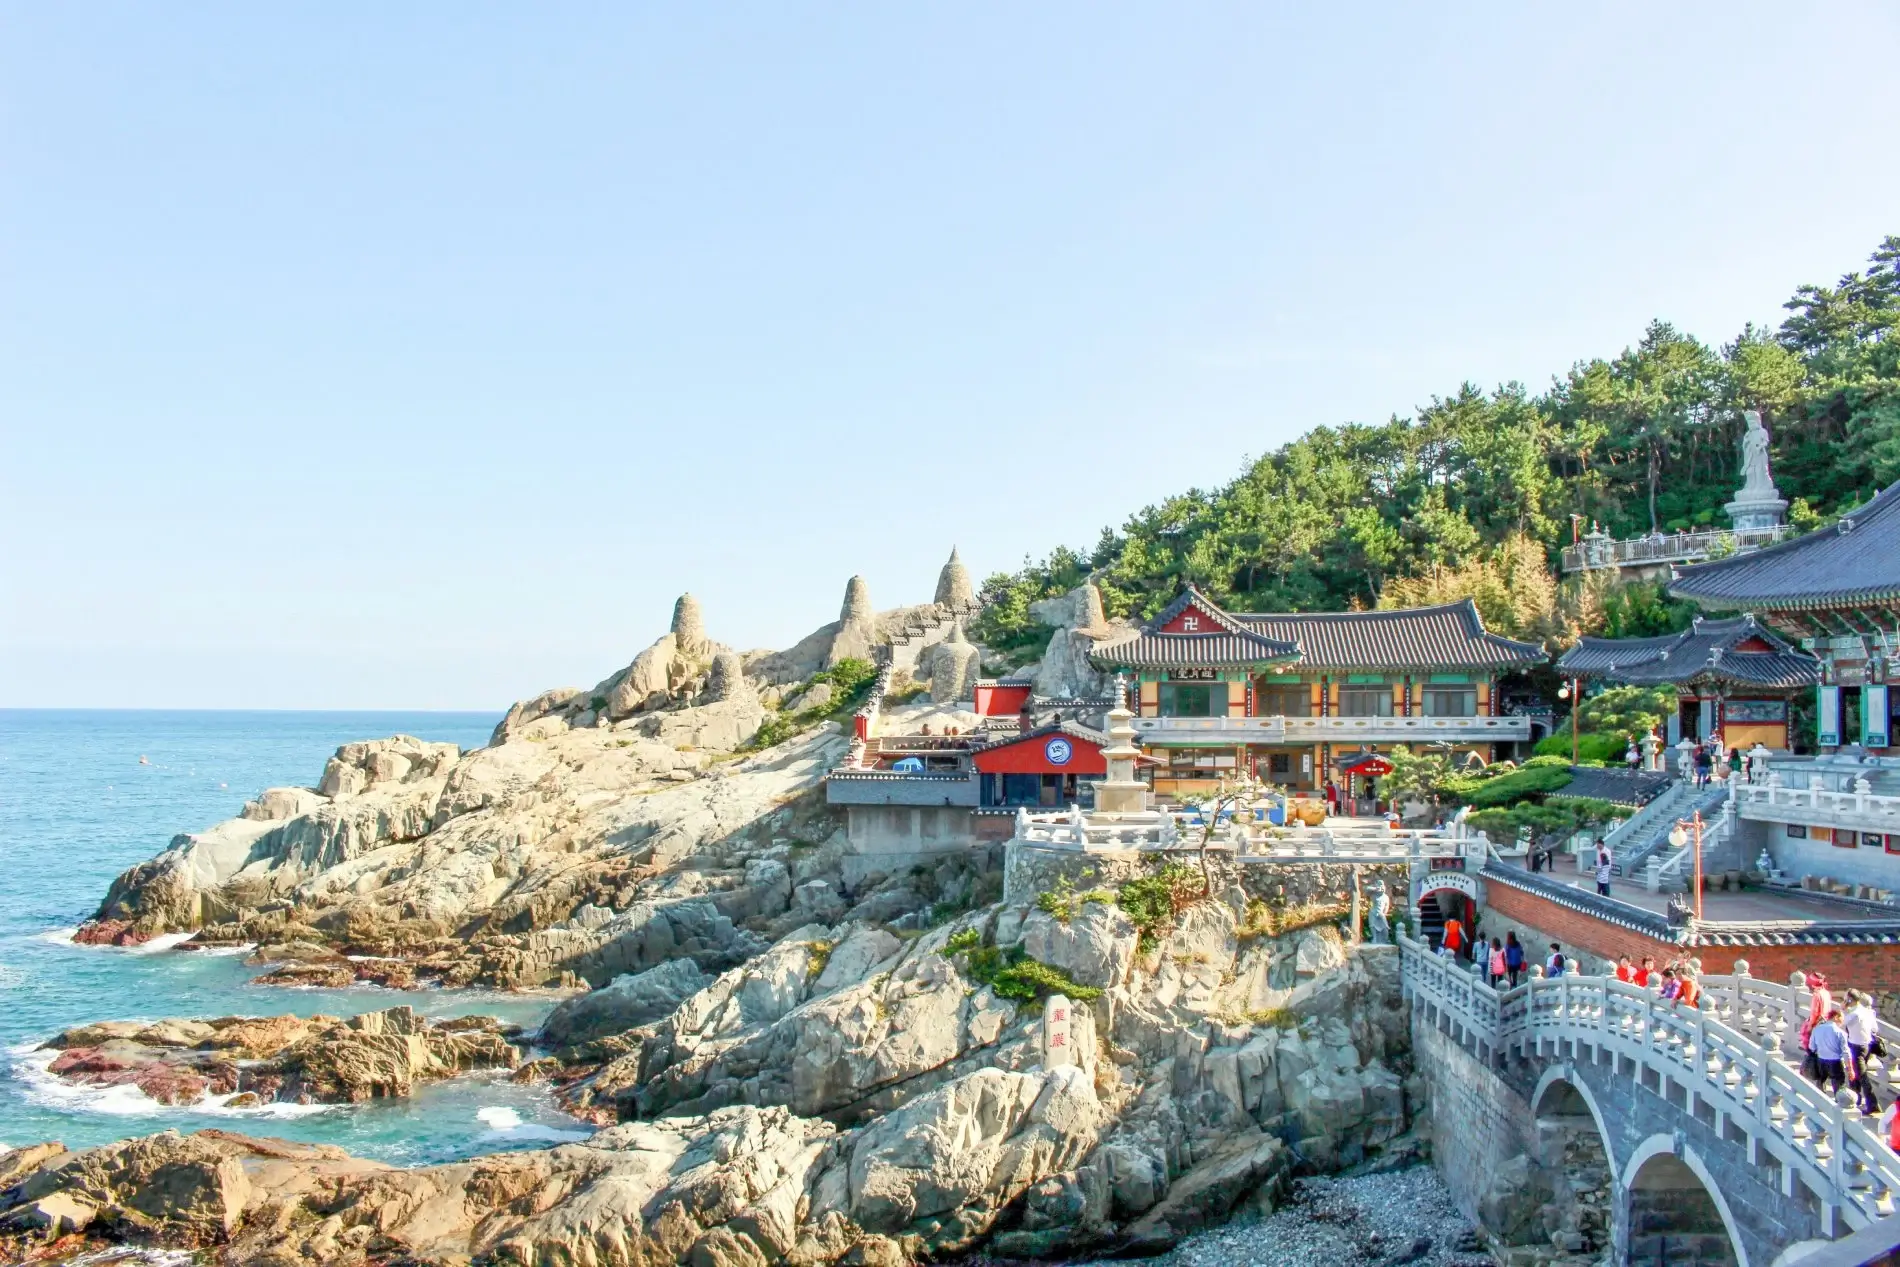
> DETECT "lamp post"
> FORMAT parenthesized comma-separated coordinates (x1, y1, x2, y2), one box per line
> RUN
(1671, 811, 1706, 920)
(1558, 680, 1580, 765)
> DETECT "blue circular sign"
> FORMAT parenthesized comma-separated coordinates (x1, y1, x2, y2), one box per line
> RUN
(1045, 737, 1074, 766)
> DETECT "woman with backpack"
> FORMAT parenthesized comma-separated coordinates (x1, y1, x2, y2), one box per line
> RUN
(1504, 932, 1525, 988)
(1487, 937, 1506, 988)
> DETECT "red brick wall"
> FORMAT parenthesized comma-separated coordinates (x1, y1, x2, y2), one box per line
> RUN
(1484, 879, 1900, 997)
(1702, 945, 1900, 995)
(1484, 882, 1676, 966)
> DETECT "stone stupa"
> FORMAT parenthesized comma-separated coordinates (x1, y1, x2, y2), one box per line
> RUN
(1091, 677, 1149, 815)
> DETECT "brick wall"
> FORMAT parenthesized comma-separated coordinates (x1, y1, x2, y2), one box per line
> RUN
(1483, 874, 1900, 1000)
(1483, 881, 1677, 967)
(1699, 944, 1900, 995)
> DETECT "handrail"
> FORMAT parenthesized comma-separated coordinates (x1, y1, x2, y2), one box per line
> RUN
(1561, 524, 1795, 573)
(1399, 937, 1900, 1232)
(1738, 782, 1900, 829)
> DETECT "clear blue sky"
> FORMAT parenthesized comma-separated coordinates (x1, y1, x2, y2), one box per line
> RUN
(5, 4, 1897, 710)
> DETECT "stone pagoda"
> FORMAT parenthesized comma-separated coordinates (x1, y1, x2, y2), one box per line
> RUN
(1090, 677, 1150, 814)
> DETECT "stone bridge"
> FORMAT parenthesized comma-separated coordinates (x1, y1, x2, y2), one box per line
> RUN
(1401, 938, 1900, 1266)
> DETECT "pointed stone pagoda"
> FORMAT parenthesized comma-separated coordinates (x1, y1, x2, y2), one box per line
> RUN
(935, 546, 974, 611)
(1090, 676, 1149, 814)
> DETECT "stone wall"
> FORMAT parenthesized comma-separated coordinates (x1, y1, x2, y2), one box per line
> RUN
(1411, 1010, 1537, 1230)
(1002, 842, 1409, 919)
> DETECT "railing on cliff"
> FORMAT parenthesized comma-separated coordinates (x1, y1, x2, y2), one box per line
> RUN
(1560, 524, 1795, 573)
(1399, 936, 1900, 1234)
(1012, 806, 1474, 862)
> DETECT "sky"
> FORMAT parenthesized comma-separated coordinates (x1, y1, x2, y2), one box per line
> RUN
(4, 4, 1898, 710)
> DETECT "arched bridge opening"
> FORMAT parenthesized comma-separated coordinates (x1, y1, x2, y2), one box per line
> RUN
(1627, 1149, 1743, 1267)
(1531, 1078, 1613, 1260)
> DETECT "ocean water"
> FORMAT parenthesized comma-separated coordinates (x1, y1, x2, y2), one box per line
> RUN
(0, 710, 594, 1164)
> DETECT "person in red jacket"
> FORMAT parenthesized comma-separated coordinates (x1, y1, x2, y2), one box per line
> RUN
(1440, 916, 1467, 960)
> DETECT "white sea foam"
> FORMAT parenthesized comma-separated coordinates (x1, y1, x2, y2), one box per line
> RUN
(188, 941, 257, 957)
(476, 1105, 523, 1130)
(10, 1046, 333, 1120)
(127, 932, 195, 955)
(38, 926, 79, 945)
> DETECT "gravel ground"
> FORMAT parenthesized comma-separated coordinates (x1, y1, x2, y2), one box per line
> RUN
(1077, 1166, 1491, 1267)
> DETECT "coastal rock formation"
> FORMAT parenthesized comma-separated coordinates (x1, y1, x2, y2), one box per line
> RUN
(1028, 582, 1115, 699)
(921, 621, 981, 703)
(4, 904, 1412, 1265)
(935, 546, 974, 610)
(45, 565, 1439, 1265)
(39, 1006, 518, 1108)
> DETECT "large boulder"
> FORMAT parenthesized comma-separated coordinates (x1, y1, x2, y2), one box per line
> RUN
(541, 958, 712, 1047)
(1020, 901, 1138, 989)
(846, 1066, 1102, 1250)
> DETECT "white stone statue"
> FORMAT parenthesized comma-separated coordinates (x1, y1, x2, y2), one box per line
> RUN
(1642, 730, 1662, 772)
(1738, 411, 1775, 497)
(1367, 879, 1392, 945)
(1726, 410, 1788, 530)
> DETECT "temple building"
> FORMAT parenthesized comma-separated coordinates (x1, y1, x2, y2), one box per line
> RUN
(1556, 614, 1819, 750)
(1087, 587, 1545, 800)
(1670, 479, 1900, 753)
(1665, 479, 1900, 892)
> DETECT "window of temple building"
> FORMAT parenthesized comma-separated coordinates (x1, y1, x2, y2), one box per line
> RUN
(1422, 685, 1477, 717)
(1268, 753, 1291, 775)
(1338, 685, 1393, 717)
(1160, 683, 1224, 717)
(1257, 684, 1311, 717)
(1786, 824, 1807, 839)
(1837, 830, 1860, 848)
(1885, 834, 1900, 855)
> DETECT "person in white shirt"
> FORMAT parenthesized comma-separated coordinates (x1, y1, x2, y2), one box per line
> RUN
(1844, 990, 1882, 1114)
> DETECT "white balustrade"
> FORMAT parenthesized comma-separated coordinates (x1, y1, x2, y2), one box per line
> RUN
(1400, 938, 1900, 1232)
(1736, 781, 1900, 832)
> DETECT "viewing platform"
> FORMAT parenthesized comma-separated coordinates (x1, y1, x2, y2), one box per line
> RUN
(1560, 524, 1795, 574)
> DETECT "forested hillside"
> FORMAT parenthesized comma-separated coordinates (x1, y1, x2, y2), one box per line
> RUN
(979, 236, 1900, 662)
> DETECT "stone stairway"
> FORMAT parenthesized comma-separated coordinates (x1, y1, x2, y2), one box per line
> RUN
(885, 602, 982, 672)
(1610, 782, 1728, 878)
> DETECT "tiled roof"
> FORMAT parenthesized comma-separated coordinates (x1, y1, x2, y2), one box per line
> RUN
(1547, 766, 1673, 807)
(975, 720, 1109, 753)
(1557, 615, 1819, 691)
(1670, 480, 1900, 610)
(1091, 588, 1300, 670)
(1237, 600, 1545, 671)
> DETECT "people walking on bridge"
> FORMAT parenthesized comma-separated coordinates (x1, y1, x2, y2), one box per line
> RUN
(1798, 972, 1833, 1056)
(1545, 942, 1566, 978)
(1675, 967, 1701, 1010)
(1659, 967, 1681, 1001)
(1810, 1007, 1850, 1097)
(1487, 937, 1505, 987)
(1845, 990, 1882, 1115)
(1636, 956, 1657, 987)
(1439, 915, 1467, 960)
(1615, 956, 1634, 983)
(1504, 932, 1525, 988)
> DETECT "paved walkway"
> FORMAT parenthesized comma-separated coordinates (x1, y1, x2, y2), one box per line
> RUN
(1497, 857, 1894, 922)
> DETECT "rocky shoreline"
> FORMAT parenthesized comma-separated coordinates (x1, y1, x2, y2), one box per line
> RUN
(5, 579, 1457, 1265)
(36, 1006, 520, 1109)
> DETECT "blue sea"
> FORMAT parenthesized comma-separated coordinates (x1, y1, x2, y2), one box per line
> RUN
(0, 710, 594, 1165)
